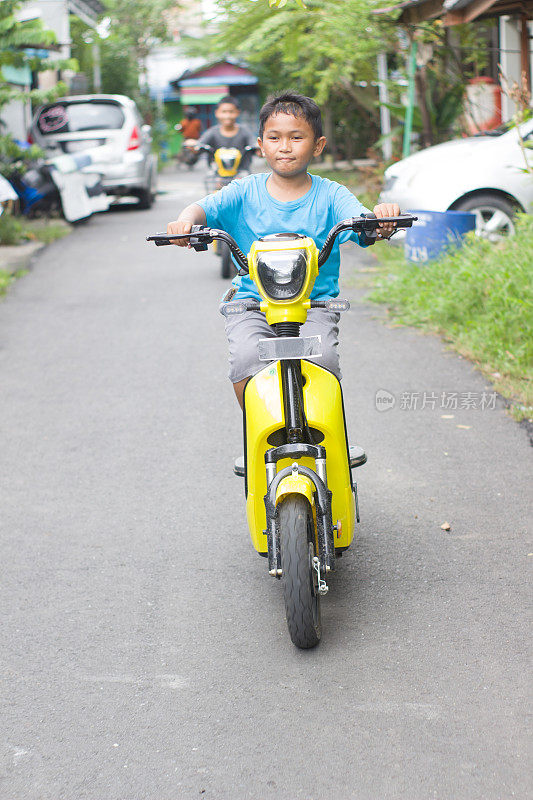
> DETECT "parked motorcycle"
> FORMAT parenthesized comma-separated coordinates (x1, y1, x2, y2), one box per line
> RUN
(6, 150, 110, 222)
(175, 138, 200, 168)
(148, 212, 416, 648)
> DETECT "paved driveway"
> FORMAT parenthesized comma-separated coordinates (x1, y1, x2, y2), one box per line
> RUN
(0, 168, 531, 799)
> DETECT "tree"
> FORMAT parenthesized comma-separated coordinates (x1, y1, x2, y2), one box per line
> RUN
(0, 0, 74, 115)
(194, 1, 496, 157)
(396, 20, 493, 148)
(103, 0, 178, 89)
(70, 16, 139, 98)
(0, 1, 76, 176)
(187, 0, 396, 158)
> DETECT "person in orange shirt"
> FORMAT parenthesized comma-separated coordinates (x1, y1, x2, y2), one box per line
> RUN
(175, 107, 202, 140)
(175, 107, 202, 166)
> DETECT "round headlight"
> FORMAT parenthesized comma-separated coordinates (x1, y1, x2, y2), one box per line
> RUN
(256, 249, 308, 300)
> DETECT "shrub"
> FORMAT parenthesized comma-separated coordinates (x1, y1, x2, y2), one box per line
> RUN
(369, 214, 533, 410)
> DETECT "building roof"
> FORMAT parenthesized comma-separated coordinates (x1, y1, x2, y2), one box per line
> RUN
(171, 59, 258, 89)
(375, 0, 533, 23)
(68, 0, 104, 24)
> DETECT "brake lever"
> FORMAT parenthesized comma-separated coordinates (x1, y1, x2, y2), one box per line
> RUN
(146, 233, 175, 246)
(189, 224, 212, 252)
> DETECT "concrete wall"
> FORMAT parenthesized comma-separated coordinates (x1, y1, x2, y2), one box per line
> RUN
(23, 0, 71, 59)
(499, 16, 533, 122)
(1, 98, 31, 141)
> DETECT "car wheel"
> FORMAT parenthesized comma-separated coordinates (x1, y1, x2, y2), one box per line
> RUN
(453, 194, 517, 241)
(137, 169, 156, 210)
(137, 185, 153, 210)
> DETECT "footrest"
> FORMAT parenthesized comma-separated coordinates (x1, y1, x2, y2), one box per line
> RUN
(234, 455, 245, 477)
(349, 445, 367, 469)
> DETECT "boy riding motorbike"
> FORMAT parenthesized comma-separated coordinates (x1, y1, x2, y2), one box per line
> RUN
(167, 91, 399, 407)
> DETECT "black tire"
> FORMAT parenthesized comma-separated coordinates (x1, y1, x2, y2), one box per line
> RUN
(137, 170, 156, 210)
(137, 186, 153, 210)
(453, 193, 517, 240)
(220, 240, 233, 279)
(280, 495, 322, 649)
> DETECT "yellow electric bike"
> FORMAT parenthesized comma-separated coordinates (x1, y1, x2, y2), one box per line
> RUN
(198, 142, 255, 279)
(148, 212, 416, 648)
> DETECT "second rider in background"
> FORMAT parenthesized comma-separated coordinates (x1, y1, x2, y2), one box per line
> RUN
(189, 95, 256, 180)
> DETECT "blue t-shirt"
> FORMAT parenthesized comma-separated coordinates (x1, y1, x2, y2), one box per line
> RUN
(198, 172, 370, 300)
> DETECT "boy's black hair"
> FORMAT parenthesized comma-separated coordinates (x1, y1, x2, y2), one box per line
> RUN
(216, 95, 240, 110)
(259, 92, 323, 140)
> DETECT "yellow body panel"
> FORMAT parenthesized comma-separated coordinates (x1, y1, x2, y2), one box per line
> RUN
(244, 360, 356, 554)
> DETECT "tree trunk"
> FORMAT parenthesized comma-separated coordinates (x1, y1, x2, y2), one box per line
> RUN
(323, 103, 337, 160)
(414, 65, 434, 147)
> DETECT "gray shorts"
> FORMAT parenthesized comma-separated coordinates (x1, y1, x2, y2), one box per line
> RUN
(225, 308, 342, 383)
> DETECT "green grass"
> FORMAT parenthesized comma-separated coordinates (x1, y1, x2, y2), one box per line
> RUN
(368, 214, 533, 419)
(0, 268, 26, 297)
(0, 212, 71, 246)
(310, 165, 377, 211)
(0, 215, 71, 297)
(0, 211, 28, 245)
(26, 218, 71, 245)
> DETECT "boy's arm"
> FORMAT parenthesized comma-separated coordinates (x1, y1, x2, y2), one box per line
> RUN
(331, 183, 401, 242)
(167, 203, 206, 248)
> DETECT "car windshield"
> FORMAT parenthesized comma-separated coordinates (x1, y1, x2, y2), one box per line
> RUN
(37, 102, 125, 135)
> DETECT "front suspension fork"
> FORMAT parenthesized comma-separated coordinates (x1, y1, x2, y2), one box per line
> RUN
(263, 455, 335, 578)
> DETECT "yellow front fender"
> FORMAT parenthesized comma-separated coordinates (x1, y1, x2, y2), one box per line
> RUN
(275, 474, 315, 507)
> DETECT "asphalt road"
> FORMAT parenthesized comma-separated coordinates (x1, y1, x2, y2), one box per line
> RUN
(1, 167, 531, 800)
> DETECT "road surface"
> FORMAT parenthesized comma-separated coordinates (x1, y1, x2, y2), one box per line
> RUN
(1, 167, 531, 799)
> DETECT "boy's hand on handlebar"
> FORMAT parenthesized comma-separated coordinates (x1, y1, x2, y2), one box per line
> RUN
(166, 220, 192, 247)
(373, 203, 400, 238)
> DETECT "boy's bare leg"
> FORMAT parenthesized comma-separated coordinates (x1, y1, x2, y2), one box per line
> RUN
(233, 378, 249, 410)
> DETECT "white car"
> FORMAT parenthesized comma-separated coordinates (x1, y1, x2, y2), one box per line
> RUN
(30, 95, 157, 210)
(379, 119, 533, 239)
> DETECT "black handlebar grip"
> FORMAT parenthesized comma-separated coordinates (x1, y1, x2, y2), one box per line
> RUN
(146, 235, 175, 246)
(359, 212, 378, 246)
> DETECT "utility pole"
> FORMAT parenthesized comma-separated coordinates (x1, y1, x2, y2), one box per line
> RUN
(403, 38, 417, 159)
(92, 40, 101, 92)
(377, 53, 392, 161)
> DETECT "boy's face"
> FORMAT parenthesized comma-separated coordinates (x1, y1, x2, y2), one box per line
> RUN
(258, 112, 326, 178)
(215, 102, 240, 127)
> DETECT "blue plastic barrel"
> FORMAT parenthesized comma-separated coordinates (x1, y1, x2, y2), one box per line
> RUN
(405, 210, 476, 263)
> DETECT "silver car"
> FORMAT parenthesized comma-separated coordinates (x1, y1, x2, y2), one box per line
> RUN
(30, 94, 157, 209)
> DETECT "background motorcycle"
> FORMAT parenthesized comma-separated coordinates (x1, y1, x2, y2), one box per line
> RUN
(174, 132, 200, 169)
(198, 142, 256, 278)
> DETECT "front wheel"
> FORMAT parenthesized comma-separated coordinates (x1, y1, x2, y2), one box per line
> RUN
(279, 495, 321, 649)
(219, 240, 233, 279)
